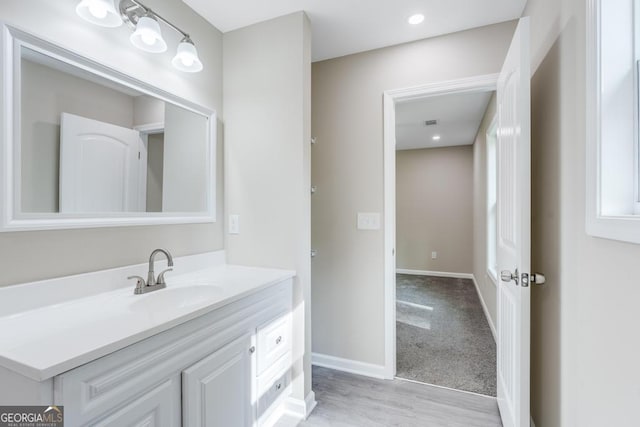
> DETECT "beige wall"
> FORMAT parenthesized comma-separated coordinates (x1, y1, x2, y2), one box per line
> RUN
(396, 146, 473, 273)
(0, 0, 224, 287)
(472, 94, 497, 325)
(21, 59, 135, 213)
(525, 0, 640, 424)
(223, 12, 312, 400)
(133, 95, 165, 127)
(146, 133, 164, 212)
(311, 21, 517, 366)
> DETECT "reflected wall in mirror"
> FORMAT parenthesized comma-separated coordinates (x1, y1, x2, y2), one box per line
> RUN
(20, 47, 209, 214)
(1, 24, 217, 231)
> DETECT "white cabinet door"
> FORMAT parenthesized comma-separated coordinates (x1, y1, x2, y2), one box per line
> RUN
(183, 333, 254, 427)
(92, 377, 180, 427)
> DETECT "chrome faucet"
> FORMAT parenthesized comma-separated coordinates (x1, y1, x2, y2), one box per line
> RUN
(128, 248, 174, 295)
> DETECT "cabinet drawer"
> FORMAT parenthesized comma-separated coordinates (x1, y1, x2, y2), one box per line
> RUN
(257, 369, 290, 418)
(256, 352, 292, 396)
(256, 313, 291, 375)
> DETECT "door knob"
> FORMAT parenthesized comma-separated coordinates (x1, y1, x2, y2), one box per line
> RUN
(500, 268, 519, 285)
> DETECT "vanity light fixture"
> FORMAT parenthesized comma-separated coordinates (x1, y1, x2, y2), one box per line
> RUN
(408, 14, 425, 25)
(75, 0, 203, 72)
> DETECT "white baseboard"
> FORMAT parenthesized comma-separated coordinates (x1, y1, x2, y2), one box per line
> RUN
(396, 269, 474, 280)
(471, 275, 497, 342)
(312, 353, 386, 379)
(283, 391, 317, 420)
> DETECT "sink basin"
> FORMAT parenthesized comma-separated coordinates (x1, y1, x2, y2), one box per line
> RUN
(128, 285, 224, 314)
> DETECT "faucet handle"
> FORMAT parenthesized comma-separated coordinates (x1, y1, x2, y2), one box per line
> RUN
(127, 276, 146, 295)
(127, 276, 146, 286)
(156, 268, 173, 285)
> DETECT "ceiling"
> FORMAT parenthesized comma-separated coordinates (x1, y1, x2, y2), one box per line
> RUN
(395, 91, 493, 151)
(182, 0, 527, 62)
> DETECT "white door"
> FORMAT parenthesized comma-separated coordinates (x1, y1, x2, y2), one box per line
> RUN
(496, 18, 531, 427)
(182, 333, 254, 427)
(59, 113, 145, 213)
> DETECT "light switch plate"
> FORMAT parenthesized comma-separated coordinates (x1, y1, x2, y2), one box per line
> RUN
(357, 212, 381, 230)
(229, 214, 240, 234)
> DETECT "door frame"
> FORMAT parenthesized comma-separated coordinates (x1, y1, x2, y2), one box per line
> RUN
(382, 73, 500, 379)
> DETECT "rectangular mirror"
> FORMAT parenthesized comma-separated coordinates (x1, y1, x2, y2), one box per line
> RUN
(1, 24, 217, 231)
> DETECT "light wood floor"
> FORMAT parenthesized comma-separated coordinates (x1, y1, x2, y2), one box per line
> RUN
(296, 366, 502, 427)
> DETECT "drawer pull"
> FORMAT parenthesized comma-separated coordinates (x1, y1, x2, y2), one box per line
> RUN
(276, 383, 282, 391)
(275, 336, 282, 345)
(249, 346, 256, 354)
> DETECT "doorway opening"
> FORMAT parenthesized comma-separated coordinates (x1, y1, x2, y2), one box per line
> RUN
(382, 75, 499, 396)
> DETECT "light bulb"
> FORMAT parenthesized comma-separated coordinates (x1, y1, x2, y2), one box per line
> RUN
(141, 31, 156, 46)
(76, 0, 122, 28)
(88, 2, 107, 19)
(181, 56, 194, 67)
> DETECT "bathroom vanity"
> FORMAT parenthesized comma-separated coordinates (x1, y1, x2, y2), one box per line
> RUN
(0, 252, 295, 426)
(0, 21, 307, 426)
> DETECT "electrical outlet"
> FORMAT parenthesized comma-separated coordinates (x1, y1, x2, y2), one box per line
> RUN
(229, 214, 240, 234)
(431, 251, 437, 260)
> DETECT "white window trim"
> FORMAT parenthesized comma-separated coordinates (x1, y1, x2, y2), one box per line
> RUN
(586, 0, 640, 244)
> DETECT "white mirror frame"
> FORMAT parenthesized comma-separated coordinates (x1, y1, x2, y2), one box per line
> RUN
(0, 23, 217, 232)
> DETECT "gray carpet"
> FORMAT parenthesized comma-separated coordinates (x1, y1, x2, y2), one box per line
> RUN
(396, 274, 497, 396)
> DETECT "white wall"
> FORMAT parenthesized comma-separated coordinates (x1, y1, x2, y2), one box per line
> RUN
(223, 11, 313, 402)
(472, 94, 497, 325)
(163, 103, 209, 212)
(311, 21, 516, 367)
(0, 0, 224, 287)
(396, 146, 474, 274)
(524, 0, 640, 425)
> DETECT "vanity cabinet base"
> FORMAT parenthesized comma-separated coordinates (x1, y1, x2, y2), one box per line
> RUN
(1, 278, 294, 427)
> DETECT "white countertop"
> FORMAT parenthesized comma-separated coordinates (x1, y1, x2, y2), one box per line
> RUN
(0, 263, 295, 381)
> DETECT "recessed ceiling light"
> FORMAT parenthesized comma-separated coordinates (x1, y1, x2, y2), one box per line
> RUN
(408, 14, 425, 25)
(432, 135, 441, 141)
